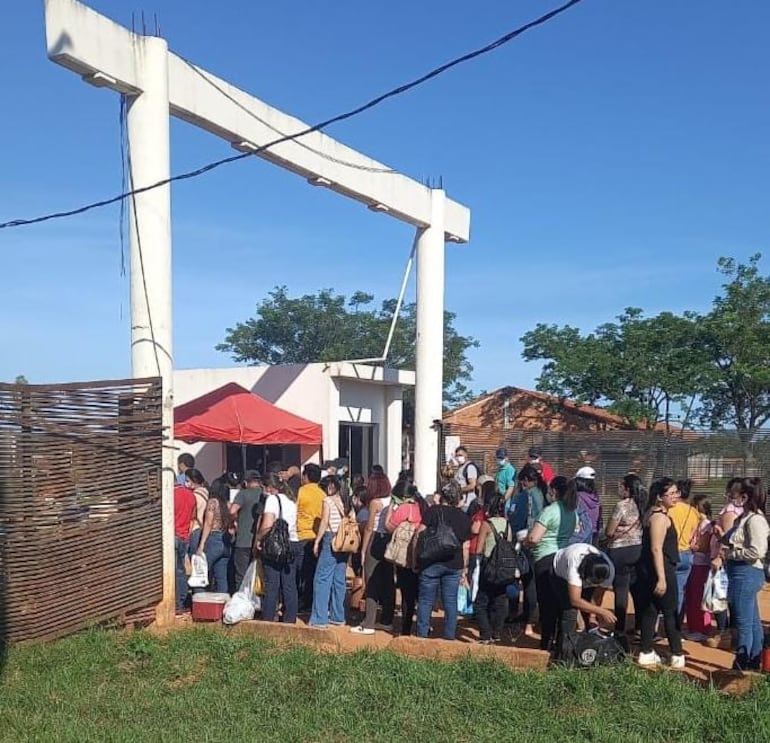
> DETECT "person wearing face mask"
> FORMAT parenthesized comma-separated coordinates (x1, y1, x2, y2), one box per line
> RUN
(494, 448, 517, 507)
(453, 446, 479, 513)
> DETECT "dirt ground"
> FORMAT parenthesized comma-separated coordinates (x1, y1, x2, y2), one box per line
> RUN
(168, 585, 770, 686)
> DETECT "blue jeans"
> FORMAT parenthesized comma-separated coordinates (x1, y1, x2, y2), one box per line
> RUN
(261, 541, 302, 624)
(204, 531, 231, 593)
(416, 563, 462, 640)
(309, 533, 348, 627)
(174, 536, 189, 610)
(726, 561, 765, 670)
(676, 550, 693, 616)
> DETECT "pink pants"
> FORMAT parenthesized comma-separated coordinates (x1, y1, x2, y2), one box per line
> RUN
(685, 563, 713, 634)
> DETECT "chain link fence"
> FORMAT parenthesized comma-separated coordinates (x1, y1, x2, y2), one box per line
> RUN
(443, 423, 770, 501)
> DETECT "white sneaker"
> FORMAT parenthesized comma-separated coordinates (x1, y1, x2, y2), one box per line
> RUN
(637, 650, 662, 667)
(669, 654, 686, 669)
(349, 625, 375, 635)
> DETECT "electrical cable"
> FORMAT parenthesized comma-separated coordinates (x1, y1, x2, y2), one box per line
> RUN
(0, 0, 585, 230)
(179, 56, 396, 174)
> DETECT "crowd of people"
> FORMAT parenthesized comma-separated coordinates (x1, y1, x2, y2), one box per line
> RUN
(171, 447, 770, 671)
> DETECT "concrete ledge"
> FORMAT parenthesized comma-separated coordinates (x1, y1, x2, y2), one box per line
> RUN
(388, 635, 550, 670)
(226, 620, 340, 652)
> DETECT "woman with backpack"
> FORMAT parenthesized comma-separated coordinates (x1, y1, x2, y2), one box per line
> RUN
(384, 476, 425, 636)
(527, 476, 578, 652)
(474, 494, 513, 643)
(309, 475, 354, 628)
(256, 474, 300, 624)
(605, 474, 645, 645)
(415, 481, 472, 641)
(509, 465, 545, 638)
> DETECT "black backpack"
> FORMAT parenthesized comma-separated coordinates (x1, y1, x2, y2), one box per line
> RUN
(559, 630, 626, 667)
(483, 520, 529, 585)
(418, 509, 460, 567)
(261, 496, 293, 565)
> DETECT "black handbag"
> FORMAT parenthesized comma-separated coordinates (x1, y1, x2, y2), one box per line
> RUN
(559, 630, 626, 667)
(370, 532, 391, 561)
(418, 510, 460, 567)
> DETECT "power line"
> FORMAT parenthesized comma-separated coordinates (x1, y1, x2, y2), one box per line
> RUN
(0, 0, 585, 231)
(179, 56, 397, 174)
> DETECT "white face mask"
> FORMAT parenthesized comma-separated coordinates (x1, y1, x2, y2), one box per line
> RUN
(456, 455, 466, 464)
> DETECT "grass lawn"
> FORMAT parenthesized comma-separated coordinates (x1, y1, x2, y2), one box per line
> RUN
(0, 627, 768, 743)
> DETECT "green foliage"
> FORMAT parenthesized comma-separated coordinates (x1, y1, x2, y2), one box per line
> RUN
(0, 628, 768, 742)
(217, 286, 479, 407)
(13, 375, 28, 385)
(521, 308, 706, 429)
(699, 255, 770, 432)
(521, 255, 770, 433)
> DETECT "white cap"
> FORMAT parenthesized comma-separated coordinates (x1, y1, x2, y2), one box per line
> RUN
(576, 466, 596, 479)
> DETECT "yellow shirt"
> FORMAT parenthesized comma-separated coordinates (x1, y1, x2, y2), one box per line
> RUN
(296, 482, 325, 541)
(669, 501, 699, 552)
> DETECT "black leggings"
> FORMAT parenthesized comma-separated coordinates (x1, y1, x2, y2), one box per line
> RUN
(521, 548, 538, 625)
(608, 545, 642, 635)
(636, 563, 682, 655)
(475, 578, 509, 641)
(534, 555, 558, 651)
(396, 565, 418, 636)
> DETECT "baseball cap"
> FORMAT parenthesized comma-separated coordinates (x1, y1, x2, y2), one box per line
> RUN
(495, 447, 508, 459)
(576, 466, 596, 479)
(244, 469, 262, 482)
(528, 447, 542, 458)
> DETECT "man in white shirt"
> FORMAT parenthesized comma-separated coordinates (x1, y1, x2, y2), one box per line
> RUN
(551, 543, 617, 660)
(453, 446, 479, 513)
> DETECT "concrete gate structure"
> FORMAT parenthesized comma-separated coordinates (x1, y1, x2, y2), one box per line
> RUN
(43, 0, 471, 621)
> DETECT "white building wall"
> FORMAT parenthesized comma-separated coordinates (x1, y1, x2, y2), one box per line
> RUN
(173, 363, 412, 483)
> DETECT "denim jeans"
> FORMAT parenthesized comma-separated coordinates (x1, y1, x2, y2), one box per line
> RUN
(262, 541, 302, 624)
(676, 550, 693, 616)
(416, 563, 462, 640)
(726, 561, 765, 669)
(204, 531, 231, 594)
(174, 536, 189, 610)
(309, 533, 348, 627)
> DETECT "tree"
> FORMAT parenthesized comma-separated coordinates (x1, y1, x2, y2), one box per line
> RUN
(698, 254, 770, 433)
(217, 287, 479, 407)
(520, 309, 708, 430)
(13, 375, 28, 385)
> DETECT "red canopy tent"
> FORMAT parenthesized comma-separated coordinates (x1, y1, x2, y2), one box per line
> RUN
(174, 382, 322, 445)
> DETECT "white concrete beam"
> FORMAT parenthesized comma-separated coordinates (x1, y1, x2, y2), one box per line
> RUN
(44, 0, 471, 242)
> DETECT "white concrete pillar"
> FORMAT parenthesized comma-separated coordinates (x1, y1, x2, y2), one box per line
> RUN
(326, 378, 341, 463)
(385, 386, 404, 483)
(126, 35, 175, 625)
(413, 189, 446, 496)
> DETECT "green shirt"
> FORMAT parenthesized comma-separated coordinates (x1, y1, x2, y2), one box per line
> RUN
(532, 501, 577, 563)
(495, 461, 516, 497)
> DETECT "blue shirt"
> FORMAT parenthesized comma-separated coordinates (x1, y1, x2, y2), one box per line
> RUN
(495, 461, 516, 497)
(509, 487, 545, 533)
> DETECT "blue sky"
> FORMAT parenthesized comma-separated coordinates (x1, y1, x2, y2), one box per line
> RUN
(1, 0, 769, 395)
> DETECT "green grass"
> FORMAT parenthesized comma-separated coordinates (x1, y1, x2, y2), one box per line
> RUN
(0, 628, 768, 743)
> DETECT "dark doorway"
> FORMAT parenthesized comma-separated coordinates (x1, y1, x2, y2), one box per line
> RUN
(339, 424, 375, 478)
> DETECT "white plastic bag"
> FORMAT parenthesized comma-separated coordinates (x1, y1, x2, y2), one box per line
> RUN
(222, 560, 262, 625)
(701, 567, 728, 613)
(223, 592, 257, 624)
(188, 553, 209, 588)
